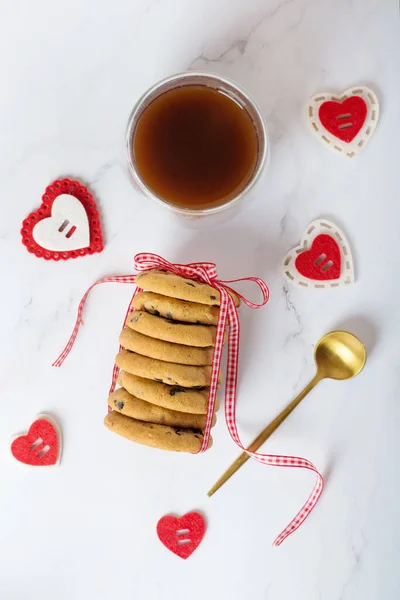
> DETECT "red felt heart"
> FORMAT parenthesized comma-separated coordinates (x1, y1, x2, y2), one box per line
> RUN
(319, 96, 367, 143)
(157, 512, 206, 559)
(11, 418, 59, 466)
(21, 178, 104, 261)
(295, 234, 341, 281)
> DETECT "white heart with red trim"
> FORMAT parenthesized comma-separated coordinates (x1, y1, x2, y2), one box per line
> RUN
(307, 86, 379, 157)
(32, 194, 90, 251)
(282, 219, 355, 289)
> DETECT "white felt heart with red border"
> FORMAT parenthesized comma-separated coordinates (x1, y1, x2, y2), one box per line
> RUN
(21, 178, 104, 261)
(282, 219, 354, 289)
(307, 86, 379, 157)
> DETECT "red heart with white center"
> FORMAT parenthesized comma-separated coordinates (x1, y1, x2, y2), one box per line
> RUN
(11, 416, 61, 466)
(157, 512, 206, 559)
(295, 234, 341, 281)
(21, 178, 104, 260)
(318, 97, 367, 143)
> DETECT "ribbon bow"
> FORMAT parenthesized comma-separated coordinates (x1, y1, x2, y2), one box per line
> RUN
(134, 254, 219, 282)
(53, 252, 323, 546)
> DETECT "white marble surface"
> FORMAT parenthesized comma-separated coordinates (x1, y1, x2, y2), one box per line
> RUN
(1, 1, 399, 598)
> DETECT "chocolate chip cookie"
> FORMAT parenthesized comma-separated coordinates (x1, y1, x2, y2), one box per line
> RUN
(119, 328, 213, 366)
(117, 371, 219, 414)
(116, 350, 212, 387)
(136, 269, 240, 306)
(132, 291, 220, 325)
(104, 410, 212, 453)
(109, 387, 216, 428)
(128, 310, 220, 347)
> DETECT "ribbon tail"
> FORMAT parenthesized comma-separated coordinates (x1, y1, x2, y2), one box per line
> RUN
(52, 287, 92, 367)
(223, 296, 324, 546)
(52, 275, 137, 368)
(272, 466, 324, 546)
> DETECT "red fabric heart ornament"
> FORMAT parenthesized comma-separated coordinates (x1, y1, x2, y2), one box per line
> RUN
(295, 234, 341, 281)
(11, 418, 60, 466)
(21, 178, 104, 261)
(157, 512, 206, 559)
(319, 97, 367, 143)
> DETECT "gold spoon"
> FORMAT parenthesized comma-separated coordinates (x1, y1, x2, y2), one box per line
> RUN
(207, 330, 366, 497)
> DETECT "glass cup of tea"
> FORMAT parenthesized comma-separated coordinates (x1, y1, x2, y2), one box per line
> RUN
(126, 72, 268, 218)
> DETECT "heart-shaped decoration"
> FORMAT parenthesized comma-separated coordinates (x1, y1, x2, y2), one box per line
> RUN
(156, 512, 206, 559)
(319, 97, 367, 143)
(21, 179, 104, 260)
(11, 415, 62, 466)
(295, 234, 341, 281)
(282, 219, 354, 289)
(32, 194, 90, 251)
(307, 86, 379, 157)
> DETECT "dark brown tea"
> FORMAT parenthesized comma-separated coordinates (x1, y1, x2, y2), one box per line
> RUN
(132, 85, 259, 210)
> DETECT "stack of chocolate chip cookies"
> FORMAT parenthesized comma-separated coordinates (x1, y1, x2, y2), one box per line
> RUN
(104, 269, 239, 452)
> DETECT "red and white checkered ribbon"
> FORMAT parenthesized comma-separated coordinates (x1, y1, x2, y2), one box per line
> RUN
(53, 252, 323, 545)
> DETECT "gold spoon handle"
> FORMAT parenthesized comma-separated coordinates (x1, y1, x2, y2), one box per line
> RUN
(207, 373, 322, 497)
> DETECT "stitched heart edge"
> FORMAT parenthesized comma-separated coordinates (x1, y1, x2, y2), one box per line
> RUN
(10, 414, 62, 467)
(21, 178, 104, 260)
(307, 86, 379, 157)
(282, 219, 355, 289)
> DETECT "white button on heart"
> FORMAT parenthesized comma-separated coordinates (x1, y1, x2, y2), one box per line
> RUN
(32, 194, 90, 251)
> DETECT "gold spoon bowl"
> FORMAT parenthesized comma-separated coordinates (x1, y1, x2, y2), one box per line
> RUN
(315, 330, 366, 380)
